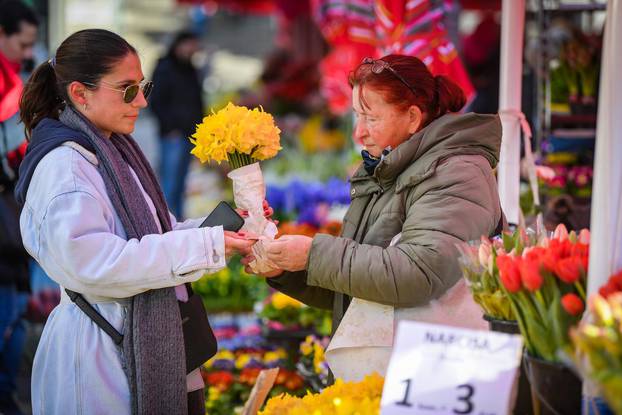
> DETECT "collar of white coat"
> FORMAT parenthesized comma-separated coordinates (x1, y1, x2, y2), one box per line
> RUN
(62, 141, 99, 166)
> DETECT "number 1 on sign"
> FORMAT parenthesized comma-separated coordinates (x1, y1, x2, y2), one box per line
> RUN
(396, 379, 413, 407)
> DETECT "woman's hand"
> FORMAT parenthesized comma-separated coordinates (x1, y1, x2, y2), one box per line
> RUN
(224, 231, 255, 259)
(240, 254, 284, 278)
(262, 199, 275, 220)
(264, 235, 313, 272)
(235, 200, 277, 224)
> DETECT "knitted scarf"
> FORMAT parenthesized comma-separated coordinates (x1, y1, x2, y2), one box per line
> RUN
(59, 107, 188, 414)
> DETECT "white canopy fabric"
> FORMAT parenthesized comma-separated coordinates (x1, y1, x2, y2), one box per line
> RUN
(587, 0, 622, 296)
(497, 0, 526, 225)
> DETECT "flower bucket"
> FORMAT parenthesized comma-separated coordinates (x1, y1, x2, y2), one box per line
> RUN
(484, 315, 533, 415)
(524, 353, 582, 415)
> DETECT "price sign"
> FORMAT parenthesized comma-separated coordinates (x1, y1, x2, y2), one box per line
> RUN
(380, 321, 523, 415)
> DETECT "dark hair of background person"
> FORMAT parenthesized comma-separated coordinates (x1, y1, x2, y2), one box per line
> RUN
(0, 0, 39, 35)
(19, 28, 136, 138)
(166, 30, 199, 59)
(349, 54, 466, 127)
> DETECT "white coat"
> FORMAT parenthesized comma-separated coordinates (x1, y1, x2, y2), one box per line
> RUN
(20, 142, 226, 414)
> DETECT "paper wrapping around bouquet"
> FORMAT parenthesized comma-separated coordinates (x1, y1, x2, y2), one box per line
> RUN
(325, 233, 488, 382)
(227, 162, 278, 273)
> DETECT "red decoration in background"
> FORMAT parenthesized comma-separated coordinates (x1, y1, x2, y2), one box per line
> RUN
(460, 0, 501, 10)
(177, 0, 480, 116)
(311, 0, 474, 115)
(319, 45, 372, 115)
(0, 52, 22, 122)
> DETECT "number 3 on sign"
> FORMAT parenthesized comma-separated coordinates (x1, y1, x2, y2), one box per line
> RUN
(454, 384, 475, 414)
(380, 321, 523, 415)
(396, 380, 475, 414)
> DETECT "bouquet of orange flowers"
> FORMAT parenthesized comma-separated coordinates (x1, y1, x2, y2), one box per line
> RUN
(496, 224, 590, 362)
(191, 103, 282, 271)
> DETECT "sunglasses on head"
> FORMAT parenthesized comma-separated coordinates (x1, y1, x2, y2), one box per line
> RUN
(361, 57, 416, 95)
(83, 79, 154, 103)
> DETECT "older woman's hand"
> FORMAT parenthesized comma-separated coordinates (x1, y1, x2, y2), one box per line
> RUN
(264, 235, 313, 272)
(241, 254, 284, 278)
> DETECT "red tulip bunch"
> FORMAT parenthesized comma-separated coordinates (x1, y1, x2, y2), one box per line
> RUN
(496, 224, 589, 362)
(598, 270, 622, 299)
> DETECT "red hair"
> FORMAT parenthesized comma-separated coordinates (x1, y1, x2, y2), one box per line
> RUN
(348, 54, 466, 126)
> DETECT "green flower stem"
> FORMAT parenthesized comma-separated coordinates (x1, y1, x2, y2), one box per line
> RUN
(228, 151, 257, 170)
(510, 298, 535, 354)
(575, 281, 587, 301)
(535, 290, 548, 315)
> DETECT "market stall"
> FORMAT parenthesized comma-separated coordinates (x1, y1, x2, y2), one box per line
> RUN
(176, 1, 620, 413)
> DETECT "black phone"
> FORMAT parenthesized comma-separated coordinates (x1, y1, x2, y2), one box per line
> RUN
(199, 201, 245, 232)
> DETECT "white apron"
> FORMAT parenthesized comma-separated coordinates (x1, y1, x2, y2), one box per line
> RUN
(325, 233, 487, 381)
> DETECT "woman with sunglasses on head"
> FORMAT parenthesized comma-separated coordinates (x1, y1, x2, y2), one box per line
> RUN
(15, 29, 255, 414)
(243, 54, 505, 380)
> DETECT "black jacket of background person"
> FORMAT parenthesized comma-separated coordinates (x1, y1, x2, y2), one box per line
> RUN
(149, 55, 204, 139)
(1, 120, 29, 290)
(0, 125, 29, 290)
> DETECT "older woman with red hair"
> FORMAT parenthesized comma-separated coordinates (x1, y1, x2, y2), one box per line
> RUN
(244, 54, 504, 379)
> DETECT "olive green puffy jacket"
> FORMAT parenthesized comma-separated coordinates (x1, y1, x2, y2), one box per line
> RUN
(268, 112, 504, 333)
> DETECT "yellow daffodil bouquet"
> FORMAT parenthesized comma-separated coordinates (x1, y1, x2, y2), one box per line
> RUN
(191, 103, 282, 271)
(190, 102, 281, 169)
(260, 373, 384, 415)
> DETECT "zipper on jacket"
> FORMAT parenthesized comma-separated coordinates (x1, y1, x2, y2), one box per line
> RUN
(353, 190, 382, 242)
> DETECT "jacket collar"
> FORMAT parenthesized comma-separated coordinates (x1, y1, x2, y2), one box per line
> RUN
(350, 112, 502, 197)
(15, 118, 95, 205)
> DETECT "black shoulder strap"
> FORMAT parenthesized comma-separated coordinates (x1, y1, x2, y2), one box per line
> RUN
(65, 289, 124, 345)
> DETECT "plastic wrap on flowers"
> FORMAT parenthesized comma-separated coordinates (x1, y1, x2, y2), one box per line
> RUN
(228, 163, 279, 273)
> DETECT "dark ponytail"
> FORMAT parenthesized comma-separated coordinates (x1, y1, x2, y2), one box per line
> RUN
(434, 74, 466, 117)
(19, 29, 136, 139)
(19, 61, 63, 139)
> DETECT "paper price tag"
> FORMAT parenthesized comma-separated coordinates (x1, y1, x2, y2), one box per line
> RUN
(380, 321, 523, 415)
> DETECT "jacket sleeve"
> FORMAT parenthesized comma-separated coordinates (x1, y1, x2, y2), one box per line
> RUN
(33, 190, 225, 298)
(169, 212, 206, 230)
(266, 271, 335, 310)
(306, 158, 500, 307)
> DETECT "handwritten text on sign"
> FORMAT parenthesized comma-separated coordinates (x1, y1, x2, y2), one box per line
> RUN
(380, 321, 523, 415)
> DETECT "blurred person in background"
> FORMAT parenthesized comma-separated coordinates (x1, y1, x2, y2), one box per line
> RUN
(150, 30, 204, 218)
(0, 1, 38, 413)
(462, 13, 500, 114)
